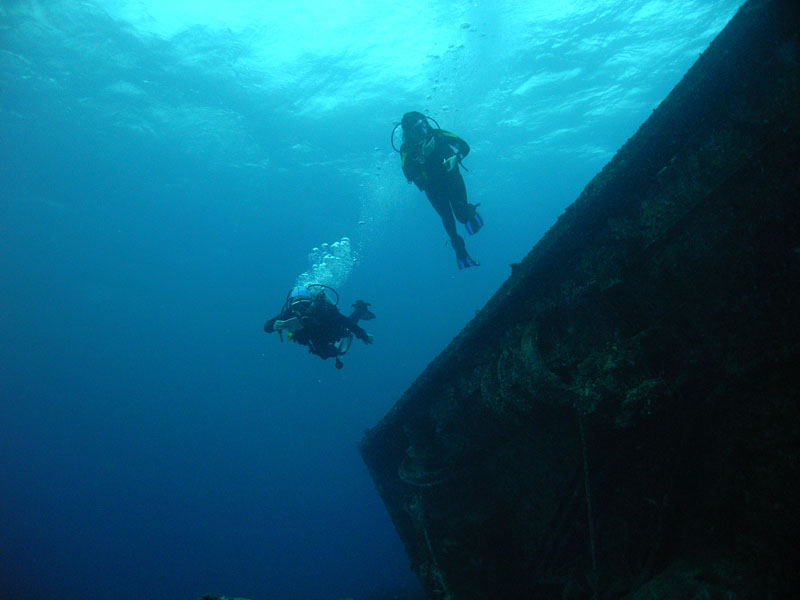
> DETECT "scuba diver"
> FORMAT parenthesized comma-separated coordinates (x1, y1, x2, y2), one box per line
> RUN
(264, 284, 375, 369)
(392, 111, 483, 270)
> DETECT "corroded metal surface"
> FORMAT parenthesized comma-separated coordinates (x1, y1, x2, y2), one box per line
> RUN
(361, 1, 800, 598)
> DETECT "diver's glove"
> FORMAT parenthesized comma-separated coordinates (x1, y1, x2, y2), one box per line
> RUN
(355, 328, 374, 344)
(442, 154, 459, 172)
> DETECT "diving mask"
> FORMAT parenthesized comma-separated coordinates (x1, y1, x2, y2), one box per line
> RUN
(290, 297, 312, 316)
(406, 118, 429, 143)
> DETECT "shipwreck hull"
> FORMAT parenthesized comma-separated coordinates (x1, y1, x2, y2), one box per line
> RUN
(360, 1, 800, 598)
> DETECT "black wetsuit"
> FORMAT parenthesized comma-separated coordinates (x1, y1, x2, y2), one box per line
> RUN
(264, 298, 369, 360)
(401, 129, 475, 261)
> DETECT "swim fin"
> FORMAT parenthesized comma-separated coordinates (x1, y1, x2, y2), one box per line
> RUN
(350, 300, 376, 322)
(465, 210, 483, 235)
(457, 253, 480, 270)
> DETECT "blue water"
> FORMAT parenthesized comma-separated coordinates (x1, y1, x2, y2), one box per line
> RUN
(1, 1, 744, 598)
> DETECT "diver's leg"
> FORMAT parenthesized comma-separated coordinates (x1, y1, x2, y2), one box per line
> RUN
(427, 191, 461, 248)
(427, 191, 476, 269)
(449, 174, 483, 235)
(449, 174, 471, 223)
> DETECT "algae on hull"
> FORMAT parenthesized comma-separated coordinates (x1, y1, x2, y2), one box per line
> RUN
(361, 1, 800, 598)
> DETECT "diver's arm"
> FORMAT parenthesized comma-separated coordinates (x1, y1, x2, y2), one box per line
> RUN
(264, 308, 296, 333)
(332, 310, 372, 343)
(439, 130, 470, 160)
(403, 160, 425, 192)
(401, 150, 424, 189)
(274, 317, 302, 332)
(264, 316, 280, 333)
(456, 136, 470, 159)
(401, 150, 413, 181)
(352, 323, 373, 344)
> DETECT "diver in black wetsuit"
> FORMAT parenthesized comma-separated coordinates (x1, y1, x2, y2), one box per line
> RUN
(394, 111, 483, 270)
(264, 285, 374, 369)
